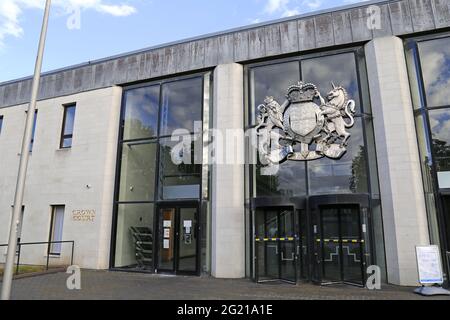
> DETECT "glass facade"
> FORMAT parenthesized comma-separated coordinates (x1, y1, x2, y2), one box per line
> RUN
(248, 51, 376, 198)
(112, 73, 211, 274)
(246, 48, 386, 283)
(406, 34, 450, 262)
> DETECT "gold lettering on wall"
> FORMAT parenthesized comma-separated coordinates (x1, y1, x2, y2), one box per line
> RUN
(72, 209, 96, 222)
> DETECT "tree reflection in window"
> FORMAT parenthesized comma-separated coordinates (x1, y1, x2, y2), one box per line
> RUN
(250, 52, 370, 197)
(429, 109, 450, 172)
(123, 86, 159, 140)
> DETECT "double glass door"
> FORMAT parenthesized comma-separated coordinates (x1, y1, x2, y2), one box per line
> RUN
(253, 204, 366, 285)
(315, 206, 364, 285)
(254, 207, 297, 283)
(157, 204, 199, 275)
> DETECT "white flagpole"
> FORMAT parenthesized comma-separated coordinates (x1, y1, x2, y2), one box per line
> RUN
(1, 0, 52, 300)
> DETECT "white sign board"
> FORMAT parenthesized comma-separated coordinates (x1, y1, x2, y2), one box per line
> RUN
(163, 220, 171, 228)
(163, 239, 170, 249)
(184, 220, 192, 228)
(415, 245, 444, 285)
(164, 228, 170, 238)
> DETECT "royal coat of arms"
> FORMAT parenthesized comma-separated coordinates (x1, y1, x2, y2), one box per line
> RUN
(256, 81, 356, 174)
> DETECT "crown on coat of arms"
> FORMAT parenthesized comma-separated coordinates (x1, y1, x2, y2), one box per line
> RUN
(286, 81, 317, 103)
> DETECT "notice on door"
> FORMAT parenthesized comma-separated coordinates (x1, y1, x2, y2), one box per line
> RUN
(164, 228, 170, 238)
(163, 239, 170, 249)
(163, 220, 171, 228)
(416, 245, 444, 285)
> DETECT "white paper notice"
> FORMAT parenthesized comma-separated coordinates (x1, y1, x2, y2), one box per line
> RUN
(163, 220, 171, 228)
(416, 245, 444, 284)
(164, 228, 170, 238)
(163, 239, 170, 249)
(184, 220, 192, 228)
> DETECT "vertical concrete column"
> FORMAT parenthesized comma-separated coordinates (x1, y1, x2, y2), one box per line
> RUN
(211, 63, 245, 278)
(365, 36, 430, 286)
(97, 86, 123, 269)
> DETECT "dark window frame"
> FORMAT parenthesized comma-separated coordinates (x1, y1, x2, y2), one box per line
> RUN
(245, 47, 373, 198)
(60, 103, 76, 149)
(0, 115, 3, 135)
(405, 32, 450, 283)
(110, 71, 212, 273)
(48, 205, 65, 256)
(244, 45, 383, 281)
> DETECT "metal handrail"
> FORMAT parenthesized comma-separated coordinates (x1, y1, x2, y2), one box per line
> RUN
(0, 240, 75, 276)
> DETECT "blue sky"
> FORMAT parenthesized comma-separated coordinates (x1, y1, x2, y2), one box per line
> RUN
(0, 0, 367, 82)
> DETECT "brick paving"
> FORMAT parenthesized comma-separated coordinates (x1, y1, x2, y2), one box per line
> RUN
(3, 270, 450, 300)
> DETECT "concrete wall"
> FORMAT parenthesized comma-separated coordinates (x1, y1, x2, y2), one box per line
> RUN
(0, 87, 122, 269)
(365, 36, 430, 286)
(211, 63, 246, 278)
(1, 0, 449, 109)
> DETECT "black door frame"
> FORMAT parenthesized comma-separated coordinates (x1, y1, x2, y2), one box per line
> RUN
(317, 204, 365, 286)
(251, 197, 306, 284)
(254, 206, 298, 284)
(155, 201, 200, 276)
(251, 194, 370, 285)
(309, 194, 369, 286)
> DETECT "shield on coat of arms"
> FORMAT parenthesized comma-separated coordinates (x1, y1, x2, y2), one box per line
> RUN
(284, 101, 323, 144)
(288, 102, 319, 136)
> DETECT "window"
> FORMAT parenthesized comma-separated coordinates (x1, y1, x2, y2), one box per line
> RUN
(159, 137, 201, 200)
(49, 206, 65, 255)
(113, 73, 209, 271)
(405, 35, 450, 248)
(248, 52, 369, 197)
(123, 86, 159, 140)
(0, 116, 3, 135)
(60, 104, 76, 148)
(160, 77, 203, 136)
(417, 37, 450, 108)
(114, 203, 154, 269)
(429, 109, 450, 188)
(119, 141, 157, 202)
(30, 110, 37, 152)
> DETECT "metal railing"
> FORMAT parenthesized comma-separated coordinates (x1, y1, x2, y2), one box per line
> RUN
(0, 240, 74, 276)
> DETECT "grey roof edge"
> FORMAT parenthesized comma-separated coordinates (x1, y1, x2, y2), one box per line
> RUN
(0, 0, 389, 86)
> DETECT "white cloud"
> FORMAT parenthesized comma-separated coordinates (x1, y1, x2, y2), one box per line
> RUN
(264, 0, 290, 14)
(96, 4, 136, 16)
(263, 0, 325, 19)
(303, 0, 322, 10)
(0, 0, 137, 48)
(281, 8, 300, 17)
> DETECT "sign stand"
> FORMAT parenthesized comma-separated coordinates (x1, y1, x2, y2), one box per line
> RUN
(414, 245, 450, 296)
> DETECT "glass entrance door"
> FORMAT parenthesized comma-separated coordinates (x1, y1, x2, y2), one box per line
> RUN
(157, 204, 199, 275)
(254, 207, 297, 283)
(317, 206, 364, 286)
